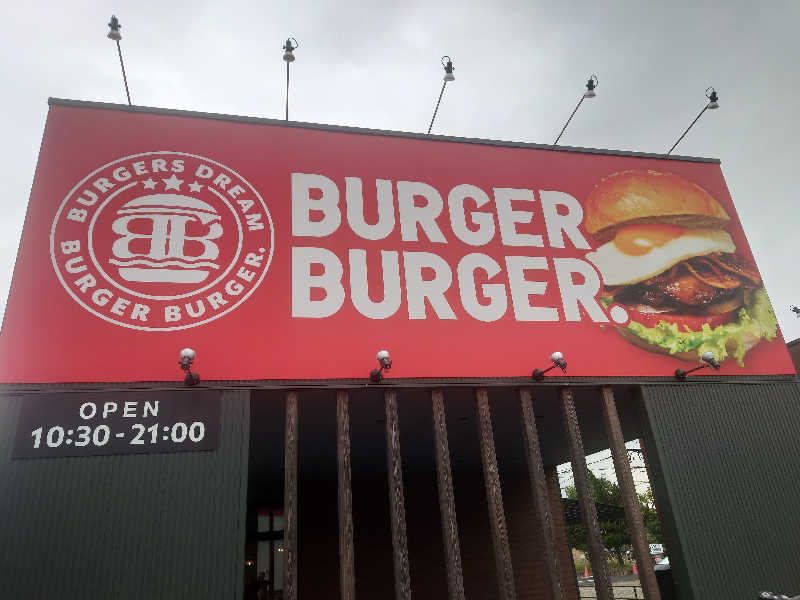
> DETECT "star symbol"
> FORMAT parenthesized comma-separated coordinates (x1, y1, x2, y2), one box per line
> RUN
(142, 178, 157, 190)
(188, 181, 203, 193)
(162, 173, 183, 191)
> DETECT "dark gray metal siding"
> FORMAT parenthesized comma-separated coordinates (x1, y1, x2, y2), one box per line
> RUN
(640, 382, 800, 599)
(0, 390, 250, 599)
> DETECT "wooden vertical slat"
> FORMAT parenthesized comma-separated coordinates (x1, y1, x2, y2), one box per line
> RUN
(431, 390, 466, 600)
(600, 387, 661, 600)
(519, 388, 563, 600)
(560, 388, 613, 600)
(544, 466, 581, 600)
(385, 390, 412, 600)
(337, 391, 356, 600)
(284, 391, 299, 600)
(475, 388, 517, 600)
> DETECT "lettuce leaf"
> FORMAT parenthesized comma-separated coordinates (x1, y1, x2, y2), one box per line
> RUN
(622, 288, 778, 366)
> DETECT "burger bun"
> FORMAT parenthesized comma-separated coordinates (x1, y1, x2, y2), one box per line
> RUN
(585, 170, 731, 244)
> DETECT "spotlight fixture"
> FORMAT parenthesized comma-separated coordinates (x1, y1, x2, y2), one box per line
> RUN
(552, 74, 598, 146)
(107, 15, 122, 41)
(106, 15, 131, 106)
(282, 37, 299, 121)
(706, 87, 719, 109)
(583, 74, 598, 98)
(442, 56, 455, 82)
(790, 305, 800, 318)
(282, 37, 298, 62)
(179, 348, 200, 386)
(674, 351, 721, 380)
(532, 351, 568, 381)
(369, 349, 392, 383)
(427, 55, 456, 134)
(666, 86, 720, 156)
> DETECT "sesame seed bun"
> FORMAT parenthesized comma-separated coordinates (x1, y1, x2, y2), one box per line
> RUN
(585, 170, 731, 244)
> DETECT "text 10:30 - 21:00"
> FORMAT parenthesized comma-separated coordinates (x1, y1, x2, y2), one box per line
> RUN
(30, 422, 206, 448)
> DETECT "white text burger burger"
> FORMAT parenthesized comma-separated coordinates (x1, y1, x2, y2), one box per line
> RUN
(585, 169, 778, 365)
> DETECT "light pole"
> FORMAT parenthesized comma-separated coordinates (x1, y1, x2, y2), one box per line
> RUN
(107, 15, 132, 106)
(666, 87, 719, 156)
(282, 37, 298, 121)
(553, 75, 598, 146)
(427, 56, 455, 134)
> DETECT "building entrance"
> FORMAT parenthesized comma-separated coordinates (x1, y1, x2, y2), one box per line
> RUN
(240, 385, 673, 599)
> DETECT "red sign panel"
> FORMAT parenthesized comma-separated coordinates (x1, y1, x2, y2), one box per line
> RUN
(0, 102, 792, 382)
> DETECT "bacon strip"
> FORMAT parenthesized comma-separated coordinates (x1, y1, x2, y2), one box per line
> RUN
(709, 254, 761, 286)
(641, 253, 760, 292)
(685, 256, 741, 289)
(643, 264, 680, 285)
(609, 253, 761, 309)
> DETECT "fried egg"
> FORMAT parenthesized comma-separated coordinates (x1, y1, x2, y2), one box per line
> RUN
(585, 224, 736, 286)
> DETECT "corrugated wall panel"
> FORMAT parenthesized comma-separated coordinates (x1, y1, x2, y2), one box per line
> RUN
(0, 390, 249, 599)
(641, 382, 800, 599)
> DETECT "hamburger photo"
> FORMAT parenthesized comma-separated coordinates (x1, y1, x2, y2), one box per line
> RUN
(584, 170, 778, 365)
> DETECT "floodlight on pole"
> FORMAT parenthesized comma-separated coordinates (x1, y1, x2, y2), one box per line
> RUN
(553, 75, 598, 146)
(282, 37, 299, 121)
(427, 56, 455, 134)
(666, 87, 719, 156)
(107, 15, 131, 106)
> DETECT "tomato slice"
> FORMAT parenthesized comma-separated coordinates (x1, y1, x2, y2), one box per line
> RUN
(628, 308, 735, 332)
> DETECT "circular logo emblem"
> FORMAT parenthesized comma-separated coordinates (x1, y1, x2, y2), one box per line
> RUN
(50, 152, 274, 331)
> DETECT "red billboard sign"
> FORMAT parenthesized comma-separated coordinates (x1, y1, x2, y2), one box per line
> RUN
(0, 101, 792, 382)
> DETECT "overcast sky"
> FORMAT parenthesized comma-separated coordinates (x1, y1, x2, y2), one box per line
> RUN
(1, 0, 799, 343)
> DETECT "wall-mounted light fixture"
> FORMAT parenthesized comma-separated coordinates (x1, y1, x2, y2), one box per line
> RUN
(107, 15, 132, 106)
(282, 37, 299, 121)
(674, 351, 721, 380)
(552, 74, 598, 146)
(533, 352, 568, 381)
(369, 349, 392, 383)
(666, 87, 719, 156)
(428, 56, 455, 134)
(179, 348, 200, 386)
(790, 305, 800, 318)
